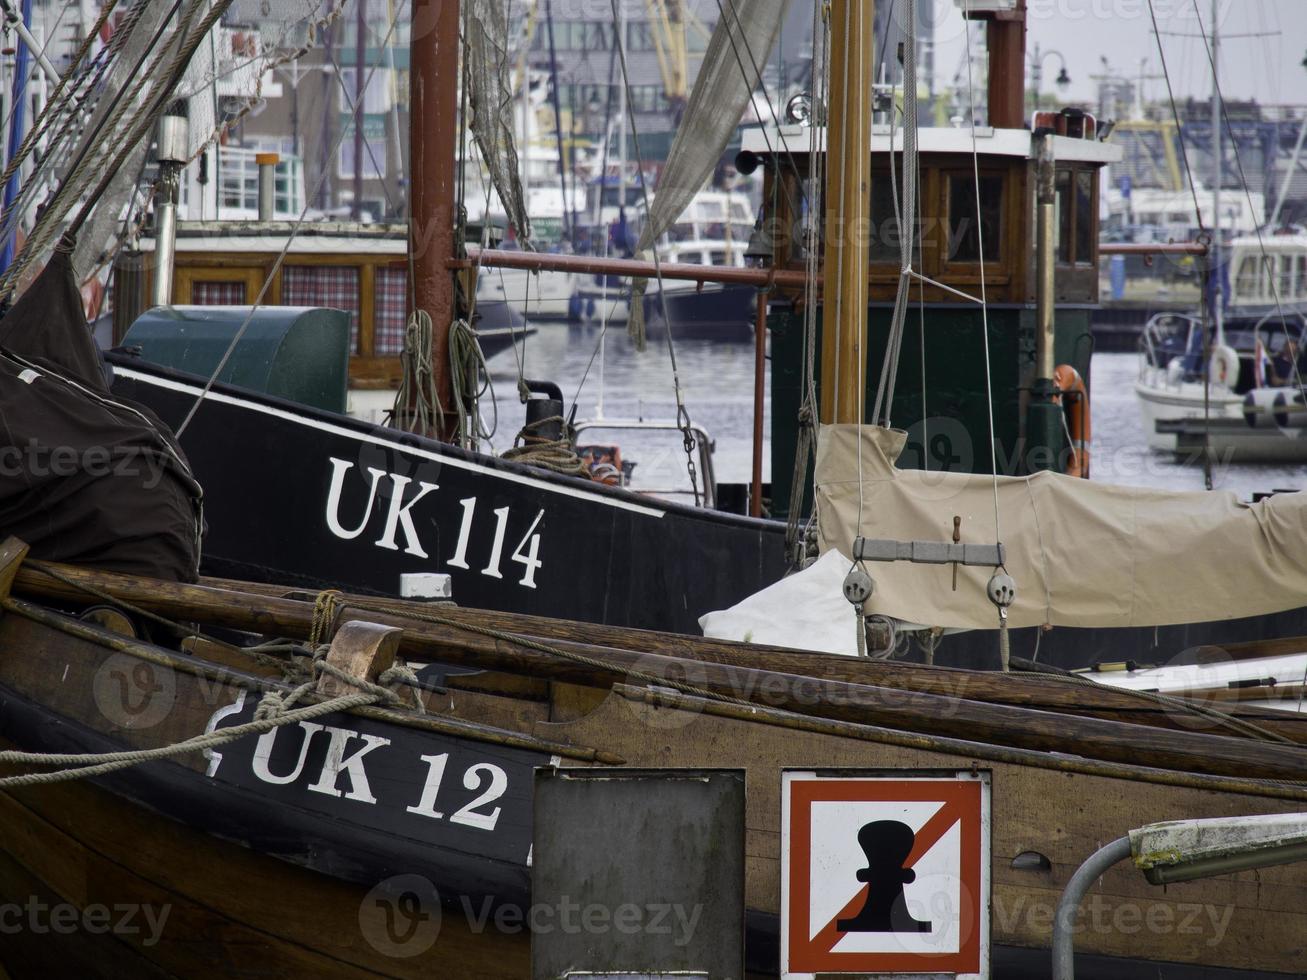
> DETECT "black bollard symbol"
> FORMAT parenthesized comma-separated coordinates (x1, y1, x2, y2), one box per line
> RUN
(836, 820, 932, 934)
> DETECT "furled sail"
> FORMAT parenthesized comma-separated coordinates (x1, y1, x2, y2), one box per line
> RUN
(626, 0, 789, 350)
(816, 424, 1307, 630)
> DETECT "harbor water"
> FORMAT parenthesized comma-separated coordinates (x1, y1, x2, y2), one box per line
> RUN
(485, 326, 1307, 500)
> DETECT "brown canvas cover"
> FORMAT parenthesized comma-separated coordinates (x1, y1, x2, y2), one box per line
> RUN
(0, 250, 202, 581)
(816, 424, 1307, 630)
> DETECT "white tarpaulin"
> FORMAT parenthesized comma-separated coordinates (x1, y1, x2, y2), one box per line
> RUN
(699, 550, 861, 655)
(816, 424, 1307, 630)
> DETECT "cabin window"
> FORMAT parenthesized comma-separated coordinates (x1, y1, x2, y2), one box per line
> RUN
(191, 281, 247, 305)
(710, 250, 728, 265)
(870, 180, 901, 262)
(1053, 166, 1097, 266)
(1236, 256, 1260, 298)
(374, 267, 408, 355)
(1055, 171, 1070, 263)
(1279, 255, 1295, 298)
(946, 174, 1004, 263)
(284, 265, 361, 352)
(1297, 256, 1307, 300)
(1074, 170, 1094, 265)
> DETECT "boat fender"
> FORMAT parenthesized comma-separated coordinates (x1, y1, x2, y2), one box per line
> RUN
(1053, 364, 1090, 479)
(1208, 344, 1239, 388)
(1275, 390, 1292, 430)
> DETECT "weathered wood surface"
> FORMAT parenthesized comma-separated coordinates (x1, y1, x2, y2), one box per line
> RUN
(316, 620, 400, 698)
(0, 610, 604, 766)
(4, 572, 1307, 976)
(543, 690, 1307, 975)
(113, 566, 1307, 735)
(0, 760, 530, 979)
(12, 564, 1307, 781)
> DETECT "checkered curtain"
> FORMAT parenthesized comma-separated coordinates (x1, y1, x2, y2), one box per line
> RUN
(373, 267, 408, 355)
(283, 265, 361, 352)
(191, 280, 247, 305)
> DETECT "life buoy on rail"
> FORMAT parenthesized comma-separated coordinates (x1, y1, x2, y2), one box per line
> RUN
(1053, 363, 1090, 479)
(1208, 344, 1240, 389)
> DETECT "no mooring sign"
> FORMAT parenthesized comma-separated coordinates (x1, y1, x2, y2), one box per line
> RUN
(781, 769, 991, 978)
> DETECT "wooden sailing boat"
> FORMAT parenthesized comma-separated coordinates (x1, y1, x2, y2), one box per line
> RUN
(4, 544, 1307, 977)
(96, 0, 790, 637)
(3, 6, 1307, 978)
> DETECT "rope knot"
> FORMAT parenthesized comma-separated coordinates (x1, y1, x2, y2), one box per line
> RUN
(378, 663, 427, 714)
(254, 691, 286, 721)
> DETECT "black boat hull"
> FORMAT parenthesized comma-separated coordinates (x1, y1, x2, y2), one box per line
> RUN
(107, 356, 788, 635)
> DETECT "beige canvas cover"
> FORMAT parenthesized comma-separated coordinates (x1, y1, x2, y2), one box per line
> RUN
(816, 424, 1307, 630)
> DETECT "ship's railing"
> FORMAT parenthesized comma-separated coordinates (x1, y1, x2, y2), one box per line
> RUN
(574, 419, 718, 510)
(456, 241, 1208, 289)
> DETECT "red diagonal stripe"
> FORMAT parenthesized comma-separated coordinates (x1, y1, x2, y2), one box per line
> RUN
(814, 798, 963, 953)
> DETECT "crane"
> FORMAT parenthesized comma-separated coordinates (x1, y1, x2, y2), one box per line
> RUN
(643, 0, 711, 110)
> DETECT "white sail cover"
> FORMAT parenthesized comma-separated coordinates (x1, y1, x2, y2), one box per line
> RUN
(816, 424, 1307, 630)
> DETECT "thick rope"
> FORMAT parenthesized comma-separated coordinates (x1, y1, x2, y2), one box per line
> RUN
(0, 692, 374, 789)
(449, 316, 497, 449)
(392, 309, 440, 438)
(501, 416, 589, 476)
(309, 589, 343, 647)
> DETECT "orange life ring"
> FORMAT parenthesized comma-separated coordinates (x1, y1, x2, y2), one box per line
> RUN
(1053, 364, 1090, 479)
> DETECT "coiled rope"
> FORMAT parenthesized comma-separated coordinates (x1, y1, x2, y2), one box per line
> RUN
(501, 416, 589, 476)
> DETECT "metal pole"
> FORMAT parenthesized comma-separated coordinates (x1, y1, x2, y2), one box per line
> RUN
(151, 115, 189, 308)
(1210, 0, 1224, 345)
(409, 0, 460, 440)
(1035, 134, 1056, 382)
(1, 0, 60, 84)
(256, 153, 278, 221)
(751, 287, 767, 517)
(352, 0, 367, 220)
(1051, 836, 1132, 980)
(0, 0, 33, 276)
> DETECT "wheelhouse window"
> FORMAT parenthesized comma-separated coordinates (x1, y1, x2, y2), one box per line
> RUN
(946, 174, 1004, 264)
(192, 281, 247, 305)
(283, 265, 362, 352)
(1053, 165, 1098, 266)
(870, 179, 900, 262)
(1075, 170, 1094, 266)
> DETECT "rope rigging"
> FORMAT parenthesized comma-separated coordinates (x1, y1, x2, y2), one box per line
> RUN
(607, 0, 701, 506)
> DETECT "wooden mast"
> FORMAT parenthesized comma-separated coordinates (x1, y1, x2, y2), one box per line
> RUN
(409, 0, 460, 441)
(818, 0, 874, 425)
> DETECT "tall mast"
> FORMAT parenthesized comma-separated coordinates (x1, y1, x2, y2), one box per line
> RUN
(1210, 0, 1223, 343)
(819, 0, 874, 425)
(352, 0, 367, 221)
(409, 0, 460, 440)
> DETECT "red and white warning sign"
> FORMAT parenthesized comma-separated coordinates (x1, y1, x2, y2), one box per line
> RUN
(781, 770, 991, 978)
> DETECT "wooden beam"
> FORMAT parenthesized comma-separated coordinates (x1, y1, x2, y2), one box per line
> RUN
(819, 0, 874, 424)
